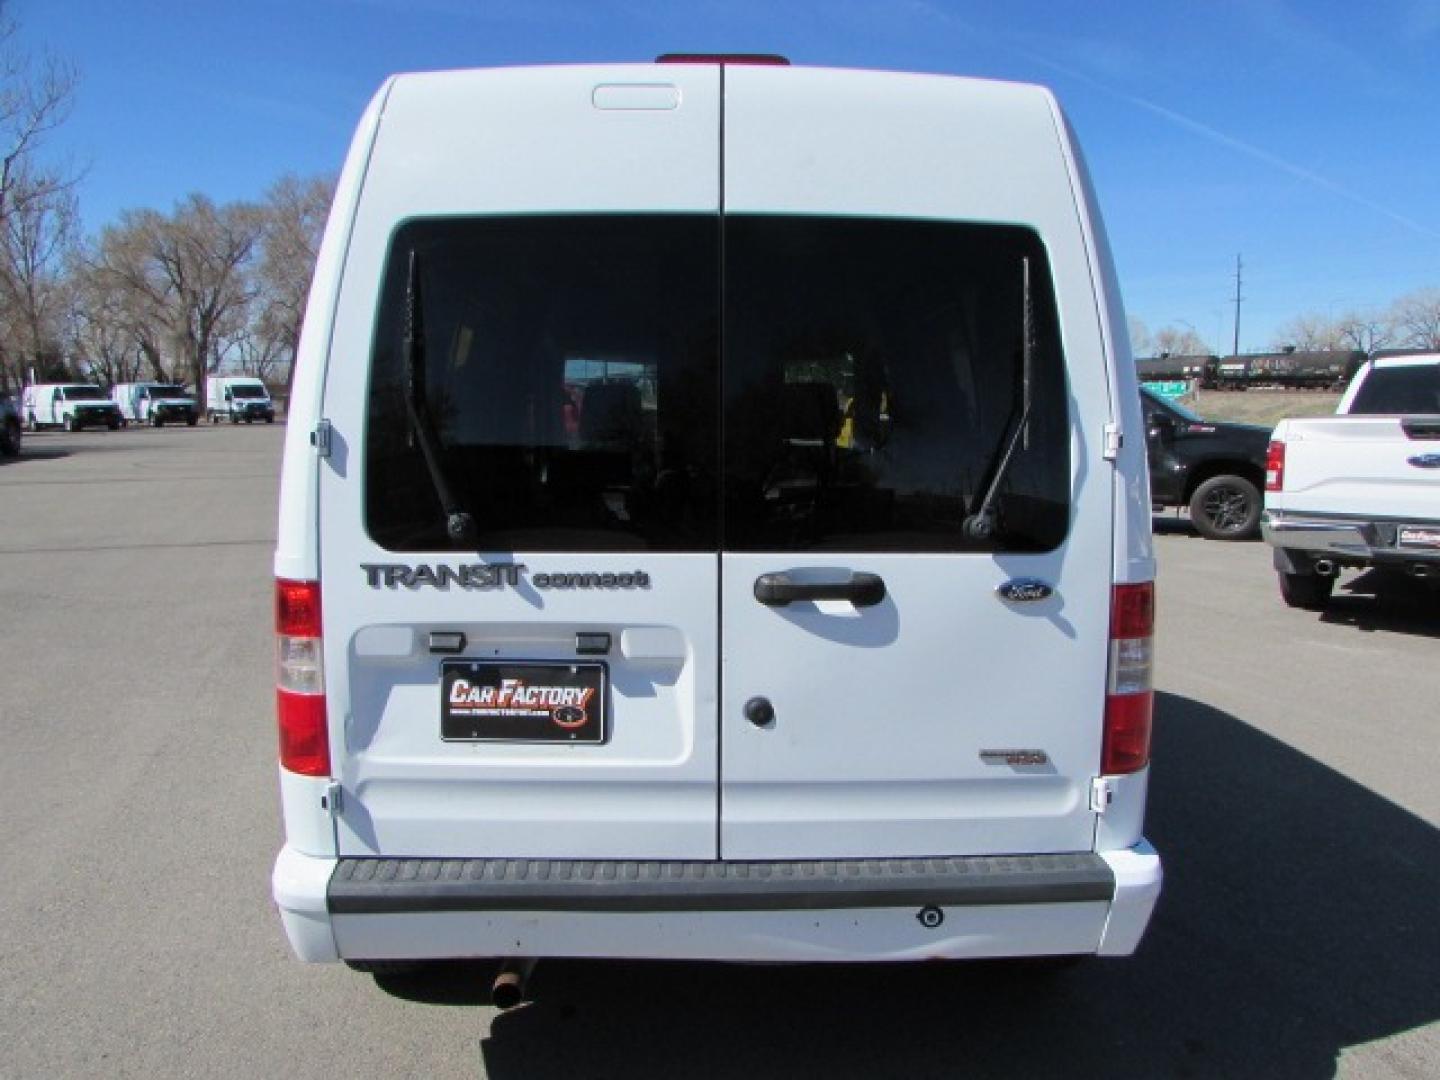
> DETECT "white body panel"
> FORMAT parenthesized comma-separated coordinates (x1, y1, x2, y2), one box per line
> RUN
(272, 61, 1159, 965)
(719, 68, 1113, 859)
(1267, 415, 1440, 522)
(318, 65, 723, 860)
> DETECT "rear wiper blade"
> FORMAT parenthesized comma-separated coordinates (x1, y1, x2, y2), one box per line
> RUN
(963, 256, 1034, 542)
(403, 251, 476, 544)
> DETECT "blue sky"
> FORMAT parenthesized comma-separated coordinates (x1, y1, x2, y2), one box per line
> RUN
(20, 0, 1440, 353)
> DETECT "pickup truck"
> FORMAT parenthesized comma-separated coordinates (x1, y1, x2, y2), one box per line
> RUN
(1262, 353, 1440, 609)
(1142, 387, 1269, 540)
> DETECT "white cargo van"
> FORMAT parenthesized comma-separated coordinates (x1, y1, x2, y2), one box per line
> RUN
(112, 382, 199, 427)
(22, 383, 122, 431)
(272, 58, 1161, 990)
(206, 376, 275, 423)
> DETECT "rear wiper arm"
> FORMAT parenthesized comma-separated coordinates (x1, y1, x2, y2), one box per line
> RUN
(963, 256, 1035, 542)
(403, 251, 476, 544)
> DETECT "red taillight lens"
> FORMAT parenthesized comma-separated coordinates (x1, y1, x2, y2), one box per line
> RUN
(1266, 440, 1286, 492)
(1103, 582, 1154, 775)
(276, 579, 328, 776)
(276, 578, 321, 636)
(277, 689, 330, 776)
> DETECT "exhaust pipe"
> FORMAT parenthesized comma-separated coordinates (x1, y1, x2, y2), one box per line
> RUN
(490, 958, 536, 1010)
(1312, 559, 1337, 577)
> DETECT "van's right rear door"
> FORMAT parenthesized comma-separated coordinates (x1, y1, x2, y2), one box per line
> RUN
(717, 66, 1118, 860)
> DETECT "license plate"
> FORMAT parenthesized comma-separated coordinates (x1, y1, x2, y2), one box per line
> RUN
(1398, 526, 1440, 549)
(441, 661, 607, 743)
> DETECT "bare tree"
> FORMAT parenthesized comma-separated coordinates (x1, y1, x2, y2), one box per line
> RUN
(0, 1, 77, 389)
(1127, 315, 1152, 357)
(0, 2, 77, 227)
(255, 173, 333, 393)
(0, 160, 76, 386)
(93, 195, 263, 403)
(1335, 309, 1394, 355)
(1152, 326, 1208, 357)
(1389, 288, 1440, 350)
(1271, 312, 1344, 353)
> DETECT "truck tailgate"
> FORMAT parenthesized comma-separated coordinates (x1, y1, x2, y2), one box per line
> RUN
(1273, 416, 1440, 520)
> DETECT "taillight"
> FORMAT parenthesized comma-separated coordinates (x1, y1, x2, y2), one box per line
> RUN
(276, 579, 329, 776)
(1103, 582, 1154, 775)
(1266, 440, 1286, 492)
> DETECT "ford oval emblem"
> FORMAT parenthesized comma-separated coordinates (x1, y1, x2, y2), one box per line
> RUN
(997, 579, 1053, 603)
(1408, 453, 1440, 469)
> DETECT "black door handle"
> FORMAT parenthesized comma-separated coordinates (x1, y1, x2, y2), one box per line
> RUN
(753, 572, 886, 608)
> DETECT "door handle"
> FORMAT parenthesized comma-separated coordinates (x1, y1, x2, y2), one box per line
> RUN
(753, 571, 886, 608)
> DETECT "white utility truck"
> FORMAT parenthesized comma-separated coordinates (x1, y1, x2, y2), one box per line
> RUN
(22, 383, 122, 431)
(271, 57, 1161, 1000)
(112, 382, 199, 427)
(206, 376, 275, 423)
(1263, 352, 1440, 609)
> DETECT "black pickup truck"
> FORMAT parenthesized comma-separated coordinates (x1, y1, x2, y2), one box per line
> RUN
(1141, 387, 1270, 541)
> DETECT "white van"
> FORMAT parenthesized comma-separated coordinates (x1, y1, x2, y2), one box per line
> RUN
(272, 58, 1161, 990)
(206, 376, 275, 423)
(112, 382, 199, 427)
(22, 383, 122, 431)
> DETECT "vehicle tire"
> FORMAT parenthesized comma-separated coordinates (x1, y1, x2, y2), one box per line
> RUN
(108, 418, 120, 431)
(27, 413, 37, 432)
(187, 416, 198, 427)
(265, 416, 274, 424)
(0, 418, 20, 456)
(152, 414, 163, 428)
(1188, 475, 1261, 541)
(64, 416, 78, 433)
(230, 412, 240, 425)
(1279, 570, 1334, 611)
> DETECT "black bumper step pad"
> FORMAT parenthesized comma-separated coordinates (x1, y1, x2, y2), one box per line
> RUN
(328, 853, 1114, 915)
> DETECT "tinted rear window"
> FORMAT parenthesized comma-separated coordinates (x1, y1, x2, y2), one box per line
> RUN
(1349, 365, 1440, 415)
(364, 215, 1070, 554)
(724, 217, 1069, 553)
(365, 215, 720, 552)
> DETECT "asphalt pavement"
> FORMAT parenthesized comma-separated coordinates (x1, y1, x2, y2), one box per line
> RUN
(1, 425, 1436, 1079)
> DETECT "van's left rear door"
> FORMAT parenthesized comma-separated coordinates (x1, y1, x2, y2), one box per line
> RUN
(317, 66, 722, 861)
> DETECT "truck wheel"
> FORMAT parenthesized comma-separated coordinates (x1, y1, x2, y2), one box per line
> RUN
(1279, 570, 1334, 611)
(1189, 475, 1261, 541)
(107, 417, 120, 431)
(187, 416, 198, 427)
(152, 414, 164, 428)
(230, 412, 240, 424)
(27, 413, 37, 432)
(65, 416, 78, 433)
(0, 418, 20, 456)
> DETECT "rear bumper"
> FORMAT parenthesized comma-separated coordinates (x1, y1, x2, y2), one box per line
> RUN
(1262, 511, 1440, 564)
(272, 841, 1161, 964)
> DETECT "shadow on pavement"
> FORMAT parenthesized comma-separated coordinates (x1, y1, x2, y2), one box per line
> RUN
(1320, 569, 1440, 639)
(376, 692, 1440, 1078)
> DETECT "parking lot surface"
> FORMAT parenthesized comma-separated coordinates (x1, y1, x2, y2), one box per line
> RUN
(1, 425, 1437, 1079)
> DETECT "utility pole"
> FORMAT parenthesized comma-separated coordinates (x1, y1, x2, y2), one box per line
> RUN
(1231, 254, 1243, 357)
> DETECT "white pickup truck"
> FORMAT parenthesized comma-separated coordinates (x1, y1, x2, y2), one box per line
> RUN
(1263, 352, 1440, 609)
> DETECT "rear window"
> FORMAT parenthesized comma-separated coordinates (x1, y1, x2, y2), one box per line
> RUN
(1349, 364, 1440, 415)
(364, 215, 1070, 554)
(365, 215, 721, 552)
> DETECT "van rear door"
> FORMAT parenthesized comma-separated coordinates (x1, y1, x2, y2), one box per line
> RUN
(718, 67, 1115, 859)
(318, 67, 722, 860)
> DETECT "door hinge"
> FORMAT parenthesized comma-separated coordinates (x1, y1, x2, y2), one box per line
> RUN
(1103, 423, 1123, 461)
(322, 780, 343, 816)
(1090, 777, 1117, 814)
(311, 419, 333, 458)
